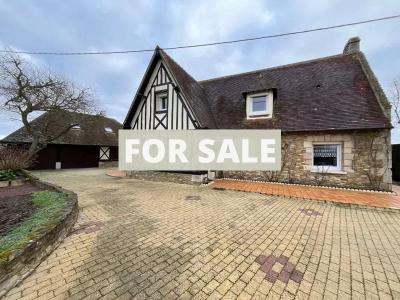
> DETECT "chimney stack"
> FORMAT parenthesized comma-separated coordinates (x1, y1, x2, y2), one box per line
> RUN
(343, 37, 361, 54)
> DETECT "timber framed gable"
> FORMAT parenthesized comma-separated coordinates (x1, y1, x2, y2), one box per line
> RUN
(129, 59, 198, 130)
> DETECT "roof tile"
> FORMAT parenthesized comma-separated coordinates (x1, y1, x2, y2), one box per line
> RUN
(199, 54, 391, 131)
(2, 111, 122, 146)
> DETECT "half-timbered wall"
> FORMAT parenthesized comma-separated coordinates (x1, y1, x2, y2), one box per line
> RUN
(130, 61, 197, 130)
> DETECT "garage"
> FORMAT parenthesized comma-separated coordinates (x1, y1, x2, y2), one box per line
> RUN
(1, 111, 121, 170)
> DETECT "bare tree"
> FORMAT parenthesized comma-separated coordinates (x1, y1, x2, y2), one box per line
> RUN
(391, 80, 400, 126)
(0, 53, 97, 157)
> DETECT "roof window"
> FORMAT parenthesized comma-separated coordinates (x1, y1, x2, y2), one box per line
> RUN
(246, 91, 273, 119)
(105, 127, 114, 133)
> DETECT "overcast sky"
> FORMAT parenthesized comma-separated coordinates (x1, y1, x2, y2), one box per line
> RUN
(0, 0, 399, 143)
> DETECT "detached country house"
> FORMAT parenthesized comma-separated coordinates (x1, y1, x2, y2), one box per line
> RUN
(124, 37, 392, 191)
(2, 111, 121, 169)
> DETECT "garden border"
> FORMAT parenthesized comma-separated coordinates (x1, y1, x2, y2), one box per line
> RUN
(0, 170, 79, 298)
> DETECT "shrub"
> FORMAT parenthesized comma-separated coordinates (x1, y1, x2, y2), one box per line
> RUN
(0, 170, 18, 181)
(0, 147, 35, 171)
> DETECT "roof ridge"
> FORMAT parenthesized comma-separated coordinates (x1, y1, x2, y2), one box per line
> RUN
(41, 110, 119, 122)
(158, 49, 198, 83)
(198, 53, 345, 83)
(158, 48, 218, 128)
(2, 110, 122, 145)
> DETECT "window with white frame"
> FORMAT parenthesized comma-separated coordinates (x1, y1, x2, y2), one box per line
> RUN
(155, 92, 168, 112)
(246, 91, 273, 118)
(312, 143, 342, 171)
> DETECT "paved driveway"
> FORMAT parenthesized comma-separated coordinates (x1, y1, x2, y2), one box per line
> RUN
(5, 169, 400, 299)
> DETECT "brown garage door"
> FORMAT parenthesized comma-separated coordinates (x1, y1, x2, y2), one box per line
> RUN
(30, 144, 100, 169)
(59, 145, 99, 169)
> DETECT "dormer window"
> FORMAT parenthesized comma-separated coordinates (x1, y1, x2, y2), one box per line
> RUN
(155, 92, 168, 112)
(246, 91, 273, 119)
(104, 127, 113, 133)
(71, 124, 81, 130)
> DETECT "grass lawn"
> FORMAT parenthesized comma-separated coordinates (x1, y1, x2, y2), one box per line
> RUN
(0, 191, 68, 264)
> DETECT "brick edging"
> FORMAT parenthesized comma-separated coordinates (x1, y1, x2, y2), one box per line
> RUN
(0, 170, 79, 298)
(218, 178, 395, 195)
(212, 183, 400, 212)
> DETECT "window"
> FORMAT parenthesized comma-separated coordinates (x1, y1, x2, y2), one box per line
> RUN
(252, 96, 267, 112)
(71, 124, 81, 130)
(313, 143, 342, 171)
(104, 127, 113, 133)
(246, 91, 273, 118)
(155, 93, 168, 112)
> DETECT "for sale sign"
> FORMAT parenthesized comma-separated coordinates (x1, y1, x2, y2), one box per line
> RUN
(119, 130, 281, 171)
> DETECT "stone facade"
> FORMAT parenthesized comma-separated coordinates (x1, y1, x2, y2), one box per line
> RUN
(99, 161, 118, 168)
(127, 171, 207, 185)
(223, 130, 392, 191)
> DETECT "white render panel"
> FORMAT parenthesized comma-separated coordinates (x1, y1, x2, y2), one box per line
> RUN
(130, 61, 197, 130)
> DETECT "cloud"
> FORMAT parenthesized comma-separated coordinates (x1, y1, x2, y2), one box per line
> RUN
(177, 0, 273, 44)
(0, 0, 399, 144)
(214, 48, 246, 75)
(0, 41, 42, 66)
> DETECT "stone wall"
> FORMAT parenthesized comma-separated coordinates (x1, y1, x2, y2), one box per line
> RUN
(99, 161, 118, 168)
(0, 172, 79, 298)
(127, 171, 207, 185)
(223, 129, 392, 191)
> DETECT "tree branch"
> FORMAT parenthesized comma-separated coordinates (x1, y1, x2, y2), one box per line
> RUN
(392, 80, 400, 125)
(0, 52, 97, 156)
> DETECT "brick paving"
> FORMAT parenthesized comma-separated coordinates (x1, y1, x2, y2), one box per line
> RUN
(4, 168, 400, 299)
(213, 179, 400, 209)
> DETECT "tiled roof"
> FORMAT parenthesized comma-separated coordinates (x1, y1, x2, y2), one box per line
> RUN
(123, 40, 392, 132)
(159, 49, 217, 129)
(199, 54, 391, 131)
(2, 111, 122, 146)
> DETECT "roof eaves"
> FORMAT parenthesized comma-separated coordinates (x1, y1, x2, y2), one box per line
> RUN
(158, 49, 215, 128)
(123, 48, 160, 128)
(281, 124, 392, 132)
(351, 51, 392, 125)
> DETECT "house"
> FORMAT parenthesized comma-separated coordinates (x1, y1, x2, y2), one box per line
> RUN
(123, 37, 393, 191)
(1, 111, 121, 169)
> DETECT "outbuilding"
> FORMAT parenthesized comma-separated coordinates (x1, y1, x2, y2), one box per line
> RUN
(1, 111, 121, 169)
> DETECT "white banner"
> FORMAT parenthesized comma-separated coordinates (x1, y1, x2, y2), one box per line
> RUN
(119, 130, 281, 171)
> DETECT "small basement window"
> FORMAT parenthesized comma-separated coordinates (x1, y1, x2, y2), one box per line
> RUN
(155, 93, 168, 112)
(312, 143, 342, 171)
(104, 127, 113, 133)
(246, 91, 273, 118)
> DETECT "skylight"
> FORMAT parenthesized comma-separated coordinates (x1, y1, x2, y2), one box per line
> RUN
(105, 127, 113, 133)
(71, 124, 81, 130)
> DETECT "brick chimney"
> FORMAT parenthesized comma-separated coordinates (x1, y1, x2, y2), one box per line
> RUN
(343, 37, 361, 54)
